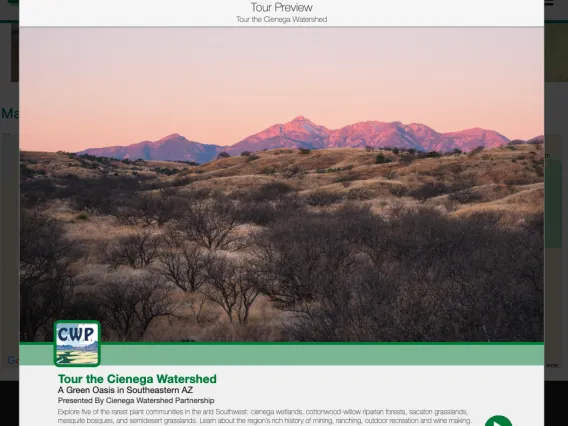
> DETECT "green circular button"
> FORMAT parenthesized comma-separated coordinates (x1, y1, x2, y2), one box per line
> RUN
(485, 416, 512, 426)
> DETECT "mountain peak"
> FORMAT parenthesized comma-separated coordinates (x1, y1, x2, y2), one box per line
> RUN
(158, 133, 183, 141)
(292, 115, 309, 122)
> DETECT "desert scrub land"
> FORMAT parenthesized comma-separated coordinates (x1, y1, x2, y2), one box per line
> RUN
(20, 142, 544, 342)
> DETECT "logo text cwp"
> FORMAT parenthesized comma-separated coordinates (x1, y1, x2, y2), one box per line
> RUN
(54, 321, 101, 367)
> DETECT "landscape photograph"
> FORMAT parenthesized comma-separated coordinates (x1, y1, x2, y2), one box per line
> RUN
(20, 28, 544, 342)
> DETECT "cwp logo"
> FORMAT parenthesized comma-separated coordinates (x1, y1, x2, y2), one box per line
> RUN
(54, 320, 101, 367)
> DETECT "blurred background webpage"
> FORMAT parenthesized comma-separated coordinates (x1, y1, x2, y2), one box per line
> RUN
(1, 0, 18, 382)
(544, 0, 568, 382)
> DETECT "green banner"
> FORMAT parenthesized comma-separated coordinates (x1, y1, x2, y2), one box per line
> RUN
(20, 343, 544, 366)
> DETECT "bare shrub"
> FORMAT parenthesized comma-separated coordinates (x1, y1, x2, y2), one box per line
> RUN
(247, 182, 294, 202)
(304, 190, 343, 207)
(247, 206, 542, 342)
(504, 177, 534, 186)
(442, 198, 459, 212)
(388, 184, 408, 198)
(21, 179, 57, 208)
(136, 189, 181, 226)
(448, 188, 481, 204)
(187, 293, 209, 324)
(284, 265, 395, 342)
(65, 176, 140, 215)
(448, 174, 477, 192)
(387, 201, 407, 219)
(59, 291, 107, 332)
(384, 170, 397, 180)
(398, 155, 415, 165)
(174, 195, 244, 251)
(20, 208, 82, 341)
(199, 323, 236, 341)
(345, 188, 373, 201)
(282, 165, 305, 179)
(375, 153, 392, 164)
(334, 172, 360, 185)
(409, 182, 449, 203)
(179, 188, 213, 200)
(98, 274, 177, 341)
(304, 208, 539, 341)
(71, 192, 105, 214)
(260, 167, 276, 175)
(153, 231, 208, 293)
(236, 199, 305, 226)
(467, 146, 484, 157)
(202, 255, 261, 324)
(516, 213, 544, 293)
(104, 230, 163, 270)
(234, 201, 279, 226)
(250, 214, 357, 309)
(107, 201, 142, 225)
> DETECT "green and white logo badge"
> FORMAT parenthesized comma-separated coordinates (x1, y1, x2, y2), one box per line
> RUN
(54, 320, 101, 367)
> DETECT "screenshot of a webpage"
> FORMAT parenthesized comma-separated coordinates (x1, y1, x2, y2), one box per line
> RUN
(18, 1, 544, 425)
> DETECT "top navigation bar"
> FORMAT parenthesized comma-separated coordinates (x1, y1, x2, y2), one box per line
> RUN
(20, 0, 543, 27)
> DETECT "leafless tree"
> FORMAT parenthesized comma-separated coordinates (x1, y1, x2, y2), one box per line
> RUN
(187, 293, 209, 324)
(21, 179, 57, 208)
(137, 189, 181, 227)
(247, 206, 543, 342)
(174, 196, 244, 251)
(250, 214, 357, 310)
(20, 208, 82, 341)
(71, 192, 103, 214)
(98, 274, 177, 340)
(516, 213, 544, 292)
(153, 231, 207, 293)
(236, 269, 262, 325)
(104, 230, 163, 270)
(202, 255, 260, 324)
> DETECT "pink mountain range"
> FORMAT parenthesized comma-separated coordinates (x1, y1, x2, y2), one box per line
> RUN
(77, 116, 541, 164)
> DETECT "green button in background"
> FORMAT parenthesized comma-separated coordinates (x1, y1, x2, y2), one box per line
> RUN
(485, 415, 512, 426)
